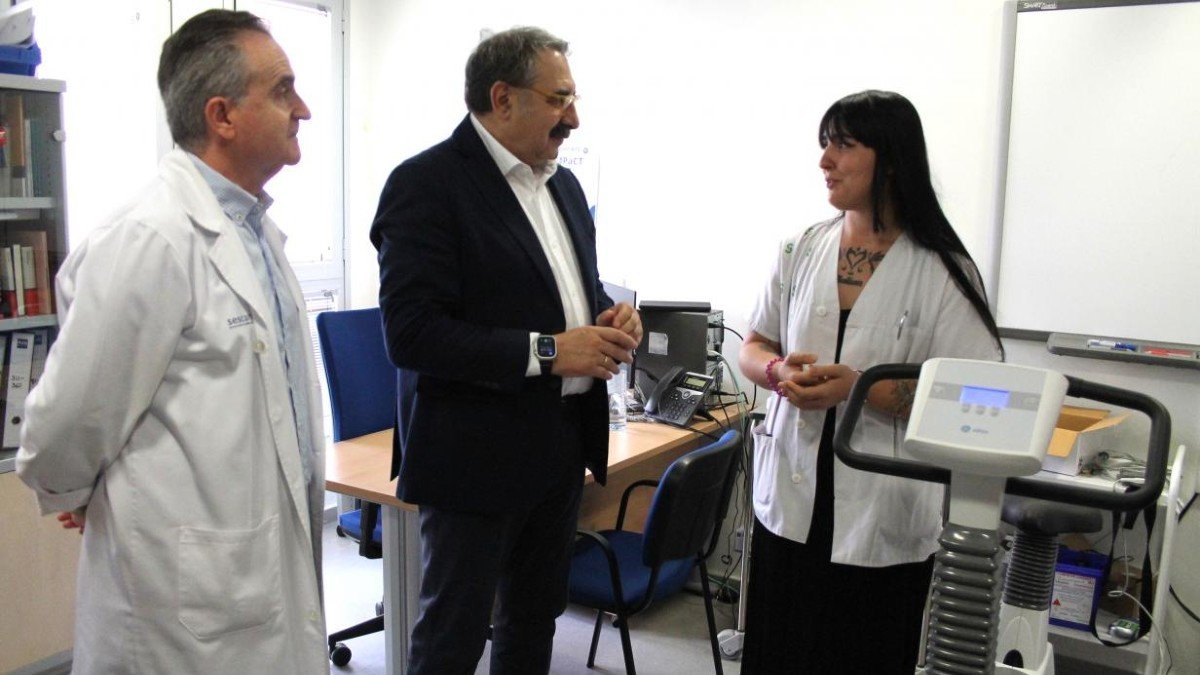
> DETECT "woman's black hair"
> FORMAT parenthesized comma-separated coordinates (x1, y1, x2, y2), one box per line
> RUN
(819, 90, 1003, 355)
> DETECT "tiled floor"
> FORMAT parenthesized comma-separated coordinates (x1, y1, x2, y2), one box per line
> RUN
(321, 519, 743, 675)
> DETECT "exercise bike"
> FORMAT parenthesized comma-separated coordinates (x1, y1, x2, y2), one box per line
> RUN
(834, 358, 1170, 675)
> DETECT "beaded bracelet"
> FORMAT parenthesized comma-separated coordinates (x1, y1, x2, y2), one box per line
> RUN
(765, 356, 785, 392)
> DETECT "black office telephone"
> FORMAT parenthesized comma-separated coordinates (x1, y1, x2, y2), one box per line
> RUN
(643, 366, 716, 427)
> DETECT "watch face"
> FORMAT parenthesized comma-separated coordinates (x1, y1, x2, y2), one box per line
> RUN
(536, 336, 556, 359)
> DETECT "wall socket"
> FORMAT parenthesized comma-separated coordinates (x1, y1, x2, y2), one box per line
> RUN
(734, 526, 745, 553)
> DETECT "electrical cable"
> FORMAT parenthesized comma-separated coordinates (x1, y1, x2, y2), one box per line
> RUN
(679, 424, 722, 441)
(631, 365, 658, 405)
(711, 427, 748, 585)
(1113, 590, 1160, 635)
(714, 325, 754, 409)
(714, 424, 750, 593)
(697, 408, 729, 433)
(719, 325, 745, 342)
(708, 351, 749, 431)
(701, 351, 754, 606)
(1167, 493, 1199, 624)
(1087, 451, 1148, 482)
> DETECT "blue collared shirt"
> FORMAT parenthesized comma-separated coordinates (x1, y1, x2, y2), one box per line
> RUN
(188, 153, 316, 487)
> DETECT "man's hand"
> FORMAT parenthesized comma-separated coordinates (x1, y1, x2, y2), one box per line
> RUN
(552, 325, 638, 379)
(595, 303, 642, 344)
(57, 509, 86, 535)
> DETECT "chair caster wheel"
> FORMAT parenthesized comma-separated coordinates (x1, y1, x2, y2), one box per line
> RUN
(330, 642, 352, 667)
(336, 525, 347, 538)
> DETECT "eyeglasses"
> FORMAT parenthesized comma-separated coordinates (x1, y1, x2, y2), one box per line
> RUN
(515, 85, 579, 111)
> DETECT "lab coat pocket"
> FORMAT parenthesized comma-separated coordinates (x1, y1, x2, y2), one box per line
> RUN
(750, 398, 780, 510)
(178, 516, 283, 640)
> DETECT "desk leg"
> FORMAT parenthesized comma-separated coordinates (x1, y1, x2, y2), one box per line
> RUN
(382, 505, 422, 675)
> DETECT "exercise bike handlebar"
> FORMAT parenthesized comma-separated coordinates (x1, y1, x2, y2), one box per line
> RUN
(832, 363, 1171, 512)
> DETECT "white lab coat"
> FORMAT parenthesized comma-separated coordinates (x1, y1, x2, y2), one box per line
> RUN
(16, 150, 328, 674)
(749, 217, 1002, 567)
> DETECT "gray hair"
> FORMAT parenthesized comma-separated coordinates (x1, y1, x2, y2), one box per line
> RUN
(464, 27, 569, 113)
(157, 10, 270, 151)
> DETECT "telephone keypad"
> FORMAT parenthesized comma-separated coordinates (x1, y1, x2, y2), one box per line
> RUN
(660, 389, 694, 422)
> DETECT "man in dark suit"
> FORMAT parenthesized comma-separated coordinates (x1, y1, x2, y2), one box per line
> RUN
(369, 26, 641, 675)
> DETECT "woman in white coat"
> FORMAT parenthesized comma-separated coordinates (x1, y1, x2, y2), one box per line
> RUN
(737, 90, 1004, 673)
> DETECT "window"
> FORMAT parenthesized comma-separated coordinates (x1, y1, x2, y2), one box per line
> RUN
(237, 0, 344, 285)
(236, 1, 346, 448)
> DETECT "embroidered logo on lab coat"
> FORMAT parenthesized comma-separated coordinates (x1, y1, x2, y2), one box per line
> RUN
(226, 314, 252, 329)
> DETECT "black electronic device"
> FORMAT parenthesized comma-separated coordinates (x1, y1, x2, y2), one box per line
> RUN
(634, 306, 724, 405)
(644, 366, 716, 427)
(639, 300, 712, 313)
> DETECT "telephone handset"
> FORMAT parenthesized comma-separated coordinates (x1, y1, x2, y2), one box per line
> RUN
(643, 366, 716, 427)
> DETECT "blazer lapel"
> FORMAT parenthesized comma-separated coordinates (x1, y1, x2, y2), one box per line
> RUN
(548, 175, 597, 312)
(451, 118, 563, 309)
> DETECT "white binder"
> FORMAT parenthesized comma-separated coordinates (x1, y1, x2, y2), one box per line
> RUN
(3, 331, 35, 448)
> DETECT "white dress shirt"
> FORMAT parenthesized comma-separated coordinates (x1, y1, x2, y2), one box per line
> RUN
(470, 114, 593, 395)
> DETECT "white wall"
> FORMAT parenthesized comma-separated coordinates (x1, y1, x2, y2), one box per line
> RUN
(36, 0, 169, 246)
(345, 2, 1198, 667)
(346, 0, 1008, 319)
(344, 0, 1198, 452)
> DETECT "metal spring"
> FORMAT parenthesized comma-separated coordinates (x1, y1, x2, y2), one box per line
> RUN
(1002, 531, 1057, 610)
(925, 524, 1003, 675)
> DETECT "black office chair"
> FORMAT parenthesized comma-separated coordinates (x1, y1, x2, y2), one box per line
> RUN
(568, 429, 742, 675)
(316, 307, 397, 667)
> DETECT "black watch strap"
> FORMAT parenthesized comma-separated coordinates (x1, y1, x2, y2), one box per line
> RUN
(535, 335, 557, 376)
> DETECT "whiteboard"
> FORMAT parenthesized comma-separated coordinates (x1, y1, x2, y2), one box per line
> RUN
(997, 1, 1200, 345)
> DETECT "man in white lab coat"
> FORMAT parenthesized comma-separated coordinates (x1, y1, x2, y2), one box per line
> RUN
(16, 10, 328, 674)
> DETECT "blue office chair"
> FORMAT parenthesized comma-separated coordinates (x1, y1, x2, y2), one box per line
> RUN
(568, 429, 742, 675)
(316, 307, 397, 668)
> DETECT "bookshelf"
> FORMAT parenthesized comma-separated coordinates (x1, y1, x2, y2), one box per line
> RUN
(0, 74, 66, 454)
(0, 196, 53, 210)
(0, 314, 56, 331)
(0, 75, 76, 675)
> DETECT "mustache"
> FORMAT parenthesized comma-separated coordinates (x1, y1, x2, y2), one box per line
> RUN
(550, 123, 572, 139)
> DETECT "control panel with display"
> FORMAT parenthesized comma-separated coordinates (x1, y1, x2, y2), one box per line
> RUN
(644, 366, 716, 427)
(904, 358, 1068, 477)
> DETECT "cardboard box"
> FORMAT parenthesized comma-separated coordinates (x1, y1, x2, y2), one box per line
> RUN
(1042, 405, 1127, 476)
(1100, 565, 1146, 618)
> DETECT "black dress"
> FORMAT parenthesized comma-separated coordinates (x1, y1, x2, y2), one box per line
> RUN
(741, 309, 934, 674)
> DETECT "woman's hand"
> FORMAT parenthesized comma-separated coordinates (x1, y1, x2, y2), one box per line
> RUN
(775, 352, 816, 388)
(777, 363, 860, 410)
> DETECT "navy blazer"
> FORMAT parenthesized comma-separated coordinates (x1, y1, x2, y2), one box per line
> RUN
(370, 116, 612, 513)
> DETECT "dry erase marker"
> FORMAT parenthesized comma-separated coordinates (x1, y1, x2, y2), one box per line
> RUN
(1142, 347, 1195, 359)
(1087, 339, 1136, 351)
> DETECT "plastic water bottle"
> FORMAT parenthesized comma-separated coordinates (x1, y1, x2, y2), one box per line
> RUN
(607, 367, 628, 431)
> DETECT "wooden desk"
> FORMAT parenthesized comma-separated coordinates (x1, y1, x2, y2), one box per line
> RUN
(325, 407, 741, 675)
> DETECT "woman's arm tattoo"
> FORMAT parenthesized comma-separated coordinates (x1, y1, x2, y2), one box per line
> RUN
(891, 379, 917, 418)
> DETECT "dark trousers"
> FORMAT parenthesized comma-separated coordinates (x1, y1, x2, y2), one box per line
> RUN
(741, 517, 934, 674)
(406, 401, 586, 675)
